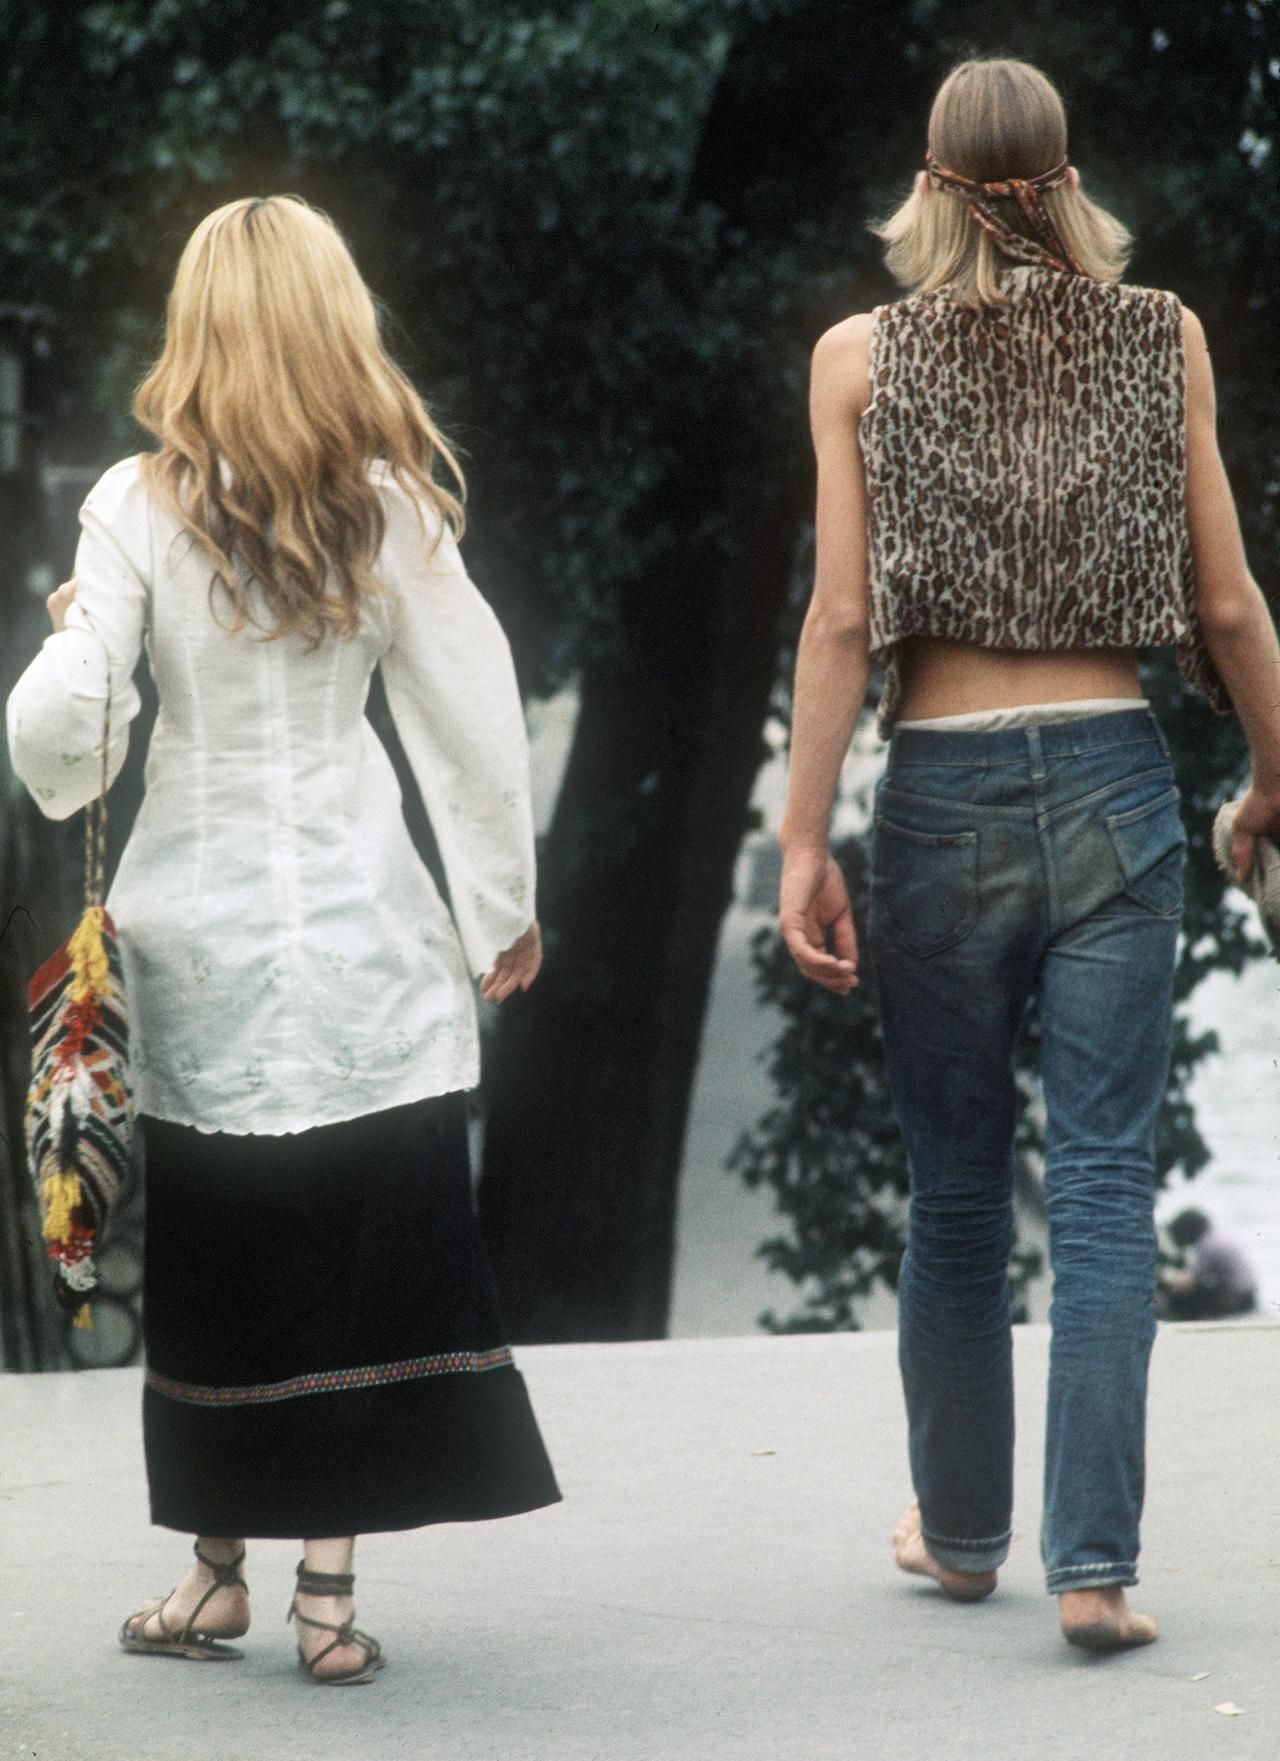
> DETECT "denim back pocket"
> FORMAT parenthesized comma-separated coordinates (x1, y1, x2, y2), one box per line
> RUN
(872, 815, 979, 957)
(1102, 786, 1187, 919)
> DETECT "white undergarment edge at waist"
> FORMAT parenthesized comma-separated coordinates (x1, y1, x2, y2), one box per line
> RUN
(894, 697, 1149, 732)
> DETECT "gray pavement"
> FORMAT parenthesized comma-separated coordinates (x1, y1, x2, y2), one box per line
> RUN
(2, 1323, 1277, 1761)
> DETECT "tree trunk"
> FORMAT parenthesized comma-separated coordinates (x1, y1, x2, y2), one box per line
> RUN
(478, 452, 807, 1340)
(475, 0, 887, 1341)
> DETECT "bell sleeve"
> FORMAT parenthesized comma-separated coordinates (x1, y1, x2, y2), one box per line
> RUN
(378, 494, 537, 979)
(5, 459, 148, 821)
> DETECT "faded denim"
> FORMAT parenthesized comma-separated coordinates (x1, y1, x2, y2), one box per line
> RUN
(866, 708, 1184, 1593)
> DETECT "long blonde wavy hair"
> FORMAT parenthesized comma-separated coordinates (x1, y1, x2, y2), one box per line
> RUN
(872, 58, 1132, 308)
(135, 195, 465, 643)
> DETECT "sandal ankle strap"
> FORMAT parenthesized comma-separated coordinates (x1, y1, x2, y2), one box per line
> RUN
(290, 1603, 355, 1637)
(173, 1543, 247, 1645)
(293, 1560, 355, 1597)
(192, 1542, 248, 1590)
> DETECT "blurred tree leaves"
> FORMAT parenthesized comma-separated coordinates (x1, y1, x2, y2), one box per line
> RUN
(0, 0, 1275, 1343)
(728, 0, 1277, 1331)
(0, 3, 719, 675)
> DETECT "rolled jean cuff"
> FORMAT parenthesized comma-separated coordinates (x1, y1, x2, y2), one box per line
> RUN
(1044, 1562, 1138, 1595)
(922, 1526, 1011, 1576)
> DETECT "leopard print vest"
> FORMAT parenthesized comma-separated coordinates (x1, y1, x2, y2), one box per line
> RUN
(859, 264, 1230, 737)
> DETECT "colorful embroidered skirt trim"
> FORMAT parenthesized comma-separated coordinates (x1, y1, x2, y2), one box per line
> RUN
(139, 1093, 560, 1538)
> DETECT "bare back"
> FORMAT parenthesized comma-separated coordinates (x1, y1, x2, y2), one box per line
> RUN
(895, 634, 1143, 720)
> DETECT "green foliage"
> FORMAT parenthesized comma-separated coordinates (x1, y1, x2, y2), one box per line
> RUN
(729, 831, 1049, 1333)
(729, 841, 909, 1333)
(2, 0, 1276, 1340)
(733, 659, 1266, 1336)
(0, 0, 790, 686)
(726, 0, 1278, 1333)
(734, 790, 1259, 1332)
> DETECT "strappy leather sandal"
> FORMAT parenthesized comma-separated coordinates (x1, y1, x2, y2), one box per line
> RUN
(287, 1561, 385, 1686)
(119, 1542, 249, 1660)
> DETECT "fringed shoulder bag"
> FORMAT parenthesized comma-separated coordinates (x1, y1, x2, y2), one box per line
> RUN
(24, 684, 135, 1328)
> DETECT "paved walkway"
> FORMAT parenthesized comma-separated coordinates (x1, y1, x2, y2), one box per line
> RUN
(2, 1324, 1276, 1761)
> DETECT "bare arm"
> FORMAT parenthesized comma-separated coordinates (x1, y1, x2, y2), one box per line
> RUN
(776, 315, 874, 991)
(1183, 305, 1280, 875)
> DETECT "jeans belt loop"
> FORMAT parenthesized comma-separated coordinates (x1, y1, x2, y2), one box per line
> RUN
(1026, 723, 1047, 781)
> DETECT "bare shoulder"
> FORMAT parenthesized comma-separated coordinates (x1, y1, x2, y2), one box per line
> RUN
(811, 312, 876, 417)
(1178, 301, 1207, 354)
(812, 311, 876, 370)
(1177, 301, 1216, 418)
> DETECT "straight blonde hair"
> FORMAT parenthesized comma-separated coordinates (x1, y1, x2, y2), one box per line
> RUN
(872, 59, 1132, 308)
(135, 196, 465, 644)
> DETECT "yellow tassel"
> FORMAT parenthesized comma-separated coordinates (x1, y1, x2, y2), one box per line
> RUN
(72, 1302, 93, 1330)
(40, 1168, 82, 1243)
(67, 906, 109, 1003)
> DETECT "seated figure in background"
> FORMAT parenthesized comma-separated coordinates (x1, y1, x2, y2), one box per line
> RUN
(1163, 1208, 1259, 1320)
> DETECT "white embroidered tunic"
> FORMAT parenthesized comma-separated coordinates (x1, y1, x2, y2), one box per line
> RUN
(6, 457, 536, 1135)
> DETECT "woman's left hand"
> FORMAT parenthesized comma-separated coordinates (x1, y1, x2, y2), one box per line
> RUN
(46, 576, 77, 631)
(1229, 782, 1280, 885)
(480, 920, 542, 1004)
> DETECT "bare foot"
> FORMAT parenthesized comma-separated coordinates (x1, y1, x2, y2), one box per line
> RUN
(291, 1591, 383, 1683)
(123, 1553, 249, 1647)
(1059, 1585, 1158, 1652)
(892, 1500, 998, 1602)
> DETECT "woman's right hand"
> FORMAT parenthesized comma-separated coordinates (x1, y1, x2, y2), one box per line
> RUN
(1230, 783, 1280, 885)
(480, 921, 542, 1003)
(778, 845, 859, 995)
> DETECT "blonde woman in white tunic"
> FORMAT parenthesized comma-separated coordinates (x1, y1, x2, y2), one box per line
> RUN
(7, 195, 561, 1685)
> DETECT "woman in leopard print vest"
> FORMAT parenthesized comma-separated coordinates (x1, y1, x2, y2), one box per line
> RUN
(777, 56, 1280, 1653)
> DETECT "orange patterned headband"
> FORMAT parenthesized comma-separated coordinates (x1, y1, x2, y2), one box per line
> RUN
(924, 148, 1084, 277)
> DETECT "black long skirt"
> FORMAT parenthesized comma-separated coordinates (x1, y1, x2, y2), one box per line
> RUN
(140, 1092, 561, 1538)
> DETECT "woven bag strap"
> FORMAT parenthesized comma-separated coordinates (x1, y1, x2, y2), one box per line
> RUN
(83, 675, 111, 913)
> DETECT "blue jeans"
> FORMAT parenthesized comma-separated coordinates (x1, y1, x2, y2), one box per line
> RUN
(866, 708, 1184, 1594)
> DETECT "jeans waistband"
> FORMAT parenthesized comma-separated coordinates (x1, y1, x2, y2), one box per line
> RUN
(886, 706, 1169, 769)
